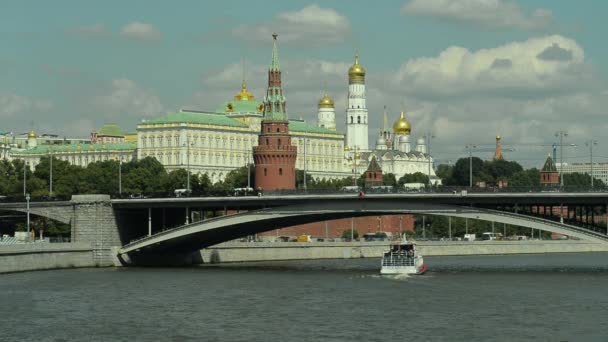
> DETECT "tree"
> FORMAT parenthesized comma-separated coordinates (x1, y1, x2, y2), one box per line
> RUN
(563, 172, 606, 190)
(382, 173, 397, 187)
(341, 228, 358, 240)
(448, 157, 483, 186)
(509, 169, 540, 188)
(398, 172, 429, 186)
(435, 164, 453, 183)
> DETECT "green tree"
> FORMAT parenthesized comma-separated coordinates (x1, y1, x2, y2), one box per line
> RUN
(448, 157, 484, 186)
(382, 173, 397, 187)
(509, 169, 540, 187)
(435, 164, 453, 183)
(341, 229, 359, 240)
(398, 172, 429, 186)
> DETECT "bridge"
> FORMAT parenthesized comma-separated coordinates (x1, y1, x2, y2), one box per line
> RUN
(2, 193, 608, 265)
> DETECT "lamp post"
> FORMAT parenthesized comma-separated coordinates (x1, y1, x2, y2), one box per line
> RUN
(23, 160, 27, 196)
(26, 193, 31, 241)
(49, 148, 53, 197)
(586, 139, 598, 190)
(183, 137, 193, 193)
(465, 144, 477, 188)
(425, 132, 435, 186)
(118, 157, 122, 195)
(555, 130, 568, 189)
(303, 138, 308, 191)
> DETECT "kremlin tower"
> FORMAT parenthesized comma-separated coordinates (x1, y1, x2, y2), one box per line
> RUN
(346, 51, 369, 152)
(253, 34, 297, 190)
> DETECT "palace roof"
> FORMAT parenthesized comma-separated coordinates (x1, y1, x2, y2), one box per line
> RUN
(13, 142, 136, 156)
(97, 123, 126, 137)
(142, 111, 249, 128)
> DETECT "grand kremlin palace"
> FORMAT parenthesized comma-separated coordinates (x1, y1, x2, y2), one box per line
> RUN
(137, 82, 347, 183)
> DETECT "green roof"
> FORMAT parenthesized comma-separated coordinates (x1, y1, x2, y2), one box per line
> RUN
(13, 142, 136, 155)
(143, 111, 248, 128)
(216, 99, 263, 114)
(288, 120, 341, 135)
(98, 123, 126, 137)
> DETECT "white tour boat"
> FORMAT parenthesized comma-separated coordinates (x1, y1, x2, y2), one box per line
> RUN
(380, 237, 427, 275)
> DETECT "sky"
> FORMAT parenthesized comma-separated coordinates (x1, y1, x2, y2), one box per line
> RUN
(2, 0, 608, 167)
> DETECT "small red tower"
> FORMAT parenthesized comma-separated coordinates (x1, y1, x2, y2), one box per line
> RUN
(364, 156, 383, 188)
(253, 34, 297, 190)
(540, 154, 560, 187)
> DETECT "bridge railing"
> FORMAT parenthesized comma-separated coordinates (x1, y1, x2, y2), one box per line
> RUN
(479, 208, 608, 242)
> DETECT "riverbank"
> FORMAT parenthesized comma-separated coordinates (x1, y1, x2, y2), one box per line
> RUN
(0, 243, 94, 274)
(200, 240, 608, 263)
(3, 240, 608, 273)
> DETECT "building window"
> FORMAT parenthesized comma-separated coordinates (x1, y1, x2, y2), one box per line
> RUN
(277, 128, 280, 133)
(357, 116, 361, 124)
(264, 168, 267, 176)
(279, 168, 283, 176)
(278, 138, 281, 146)
(350, 116, 353, 124)
(266, 138, 269, 145)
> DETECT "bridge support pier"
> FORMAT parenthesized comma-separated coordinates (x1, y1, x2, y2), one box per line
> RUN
(71, 195, 121, 266)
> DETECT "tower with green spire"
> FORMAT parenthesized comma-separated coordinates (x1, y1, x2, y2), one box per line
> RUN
(263, 33, 288, 120)
(253, 33, 297, 190)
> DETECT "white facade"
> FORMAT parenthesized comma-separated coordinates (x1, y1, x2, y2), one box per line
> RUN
(556, 162, 608, 184)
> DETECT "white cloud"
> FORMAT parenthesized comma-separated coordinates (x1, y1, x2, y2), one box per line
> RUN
(401, 0, 553, 31)
(120, 22, 161, 41)
(93, 78, 163, 118)
(0, 93, 52, 118)
(391, 35, 590, 99)
(232, 5, 351, 46)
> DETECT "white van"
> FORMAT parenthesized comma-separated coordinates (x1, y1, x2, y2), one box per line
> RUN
(481, 232, 498, 241)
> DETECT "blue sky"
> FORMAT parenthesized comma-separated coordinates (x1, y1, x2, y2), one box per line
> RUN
(2, 0, 608, 166)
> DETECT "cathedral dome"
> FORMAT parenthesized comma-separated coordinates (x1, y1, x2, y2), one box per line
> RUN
(27, 130, 37, 139)
(318, 94, 334, 108)
(393, 111, 411, 135)
(348, 51, 366, 84)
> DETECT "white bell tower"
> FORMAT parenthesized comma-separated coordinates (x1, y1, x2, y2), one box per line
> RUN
(346, 51, 369, 151)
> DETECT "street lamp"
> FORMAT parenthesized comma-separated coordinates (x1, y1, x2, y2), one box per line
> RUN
(26, 193, 31, 241)
(23, 160, 27, 196)
(586, 139, 598, 190)
(49, 147, 53, 197)
(118, 156, 123, 195)
(465, 144, 477, 188)
(555, 130, 568, 188)
(183, 137, 193, 193)
(303, 138, 308, 191)
(425, 132, 435, 186)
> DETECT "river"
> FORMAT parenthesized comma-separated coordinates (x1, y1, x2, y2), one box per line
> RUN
(2, 253, 608, 341)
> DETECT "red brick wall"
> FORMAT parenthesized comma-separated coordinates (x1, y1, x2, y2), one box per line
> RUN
(258, 214, 415, 239)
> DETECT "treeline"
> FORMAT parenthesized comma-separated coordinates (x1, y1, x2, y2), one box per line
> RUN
(435, 157, 606, 189)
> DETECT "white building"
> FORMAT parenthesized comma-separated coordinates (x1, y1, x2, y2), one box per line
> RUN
(556, 162, 608, 184)
(137, 81, 347, 183)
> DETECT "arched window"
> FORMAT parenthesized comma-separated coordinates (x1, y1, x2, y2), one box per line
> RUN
(279, 168, 283, 176)
(357, 116, 361, 124)
(357, 105, 360, 109)
(350, 116, 353, 124)
(277, 128, 280, 133)
(264, 168, 267, 176)
(278, 138, 281, 146)
(266, 138, 269, 145)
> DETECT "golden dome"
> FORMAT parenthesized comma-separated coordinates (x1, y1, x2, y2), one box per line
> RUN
(27, 130, 37, 139)
(344, 146, 351, 151)
(318, 94, 334, 108)
(393, 111, 411, 135)
(496, 135, 501, 140)
(234, 81, 255, 101)
(348, 51, 366, 84)
(355, 152, 361, 159)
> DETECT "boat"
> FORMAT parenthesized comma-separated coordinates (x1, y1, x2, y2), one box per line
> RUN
(380, 237, 427, 275)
